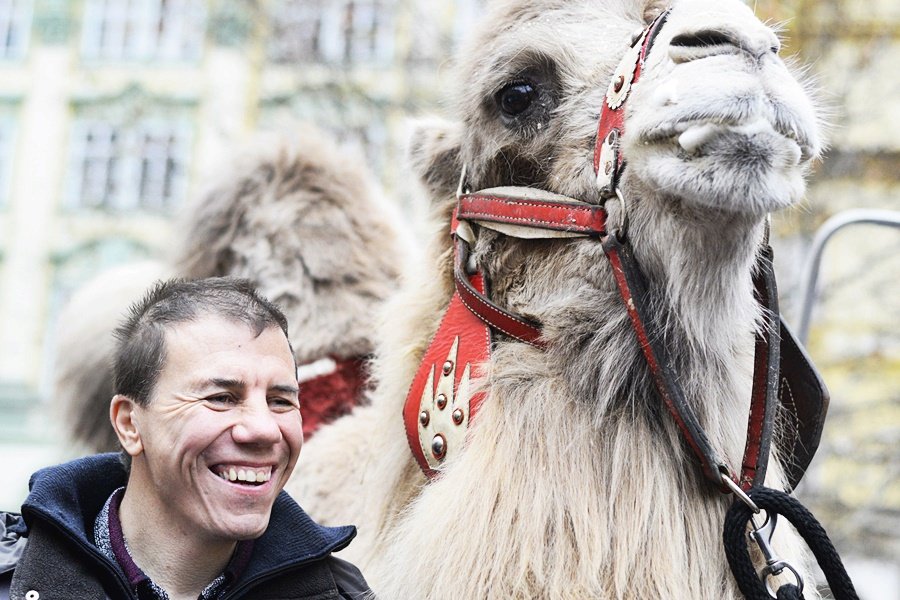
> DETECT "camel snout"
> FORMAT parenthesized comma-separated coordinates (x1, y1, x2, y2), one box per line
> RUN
(667, 24, 781, 64)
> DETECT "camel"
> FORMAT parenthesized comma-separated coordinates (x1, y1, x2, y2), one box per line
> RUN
(55, 126, 410, 452)
(287, 0, 828, 597)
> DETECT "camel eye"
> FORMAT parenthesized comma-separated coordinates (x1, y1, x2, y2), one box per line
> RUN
(496, 82, 537, 117)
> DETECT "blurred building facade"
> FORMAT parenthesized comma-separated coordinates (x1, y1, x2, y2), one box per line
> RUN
(0, 0, 482, 442)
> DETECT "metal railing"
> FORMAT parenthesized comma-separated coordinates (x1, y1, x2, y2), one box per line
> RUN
(796, 209, 900, 344)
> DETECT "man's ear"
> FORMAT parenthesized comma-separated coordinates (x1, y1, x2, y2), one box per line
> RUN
(407, 117, 463, 206)
(110, 394, 143, 456)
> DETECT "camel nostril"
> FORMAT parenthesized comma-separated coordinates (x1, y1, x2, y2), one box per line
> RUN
(670, 30, 737, 49)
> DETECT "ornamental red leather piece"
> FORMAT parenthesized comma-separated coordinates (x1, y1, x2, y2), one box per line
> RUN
(403, 277, 492, 478)
(458, 193, 607, 236)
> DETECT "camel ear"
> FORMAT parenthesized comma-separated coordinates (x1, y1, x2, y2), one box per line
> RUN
(643, 0, 668, 23)
(407, 117, 464, 206)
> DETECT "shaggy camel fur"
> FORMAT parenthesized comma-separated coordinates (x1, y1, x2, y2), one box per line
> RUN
(288, 0, 827, 598)
(55, 127, 409, 452)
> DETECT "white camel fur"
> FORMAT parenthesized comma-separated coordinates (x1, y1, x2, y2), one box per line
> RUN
(55, 126, 409, 452)
(288, 0, 826, 598)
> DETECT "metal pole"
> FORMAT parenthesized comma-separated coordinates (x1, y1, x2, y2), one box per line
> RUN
(796, 209, 900, 345)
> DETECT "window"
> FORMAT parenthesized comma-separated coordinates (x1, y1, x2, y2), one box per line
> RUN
(269, 0, 320, 63)
(67, 120, 190, 212)
(269, 0, 395, 65)
(345, 0, 394, 63)
(0, 119, 15, 207)
(0, 0, 32, 60)
(344, 120, 388, 175)
(81, 0, 206, 61)
(260, 89, 391, 178)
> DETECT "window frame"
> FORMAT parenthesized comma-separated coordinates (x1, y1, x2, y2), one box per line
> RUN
(65, 118, 192, 214)
(80, 0, 206, 63)
(0, 0, 33, 61)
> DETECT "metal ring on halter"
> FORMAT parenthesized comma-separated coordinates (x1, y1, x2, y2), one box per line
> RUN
(762, 561, 804, 598)
(719, 469, 760, 514)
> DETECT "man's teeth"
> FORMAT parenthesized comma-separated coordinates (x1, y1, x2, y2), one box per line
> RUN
(217, 466, 272, 484)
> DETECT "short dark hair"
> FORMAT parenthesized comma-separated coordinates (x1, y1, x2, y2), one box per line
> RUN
(113, 277, 292, 407)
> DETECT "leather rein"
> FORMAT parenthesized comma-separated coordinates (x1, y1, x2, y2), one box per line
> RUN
(402, 10, 827, 500)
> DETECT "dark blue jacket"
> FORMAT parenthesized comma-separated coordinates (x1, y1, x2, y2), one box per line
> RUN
(0, 454, 370, 599)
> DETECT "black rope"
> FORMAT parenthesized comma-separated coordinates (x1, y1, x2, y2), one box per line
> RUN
(723, 487, 859, 600)
(776, 584, 804, 600)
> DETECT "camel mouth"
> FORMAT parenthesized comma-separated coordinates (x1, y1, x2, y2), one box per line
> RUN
(637, 117, 813, 162)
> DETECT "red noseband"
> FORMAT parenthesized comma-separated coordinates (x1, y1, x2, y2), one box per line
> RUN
(594, 9, 671, 197)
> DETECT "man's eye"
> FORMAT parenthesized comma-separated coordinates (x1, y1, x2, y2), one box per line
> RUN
(206, 394, 235, 404)
(269, 397, 298, 410)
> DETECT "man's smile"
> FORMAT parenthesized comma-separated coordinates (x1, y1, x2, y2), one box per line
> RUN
(211, 464, 275, 486)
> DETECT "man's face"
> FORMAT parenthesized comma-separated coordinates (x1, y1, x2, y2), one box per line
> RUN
(129, 315, 301, 543)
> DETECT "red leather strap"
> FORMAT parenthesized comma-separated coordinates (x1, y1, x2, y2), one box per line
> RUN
(593, 103, 626, 176)
(593, 10, 671, 182)
(458, 193, 607, 236)
(454, 238, 545, 347)
(602, 231, 782, 492)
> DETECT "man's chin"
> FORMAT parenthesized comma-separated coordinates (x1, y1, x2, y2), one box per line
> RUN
(207, 508, 273, 542)
(216, 518, 270, 542)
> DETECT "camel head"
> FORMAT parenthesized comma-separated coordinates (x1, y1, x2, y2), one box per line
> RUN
(414, 0, 822, 216)
(408, 0, 825, 355)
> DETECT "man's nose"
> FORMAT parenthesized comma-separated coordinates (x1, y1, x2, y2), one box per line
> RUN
(231, 397, 283, 445)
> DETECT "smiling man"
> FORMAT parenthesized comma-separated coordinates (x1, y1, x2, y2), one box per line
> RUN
(0, 278, 370, 600)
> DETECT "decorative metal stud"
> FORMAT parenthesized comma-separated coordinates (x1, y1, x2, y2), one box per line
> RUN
(452, 408, 464, 425)
(431, 434, 447, 460)
(436, 393, 448, 410)
(419, 410, 430, 427)
(442, 360, 454, 375)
